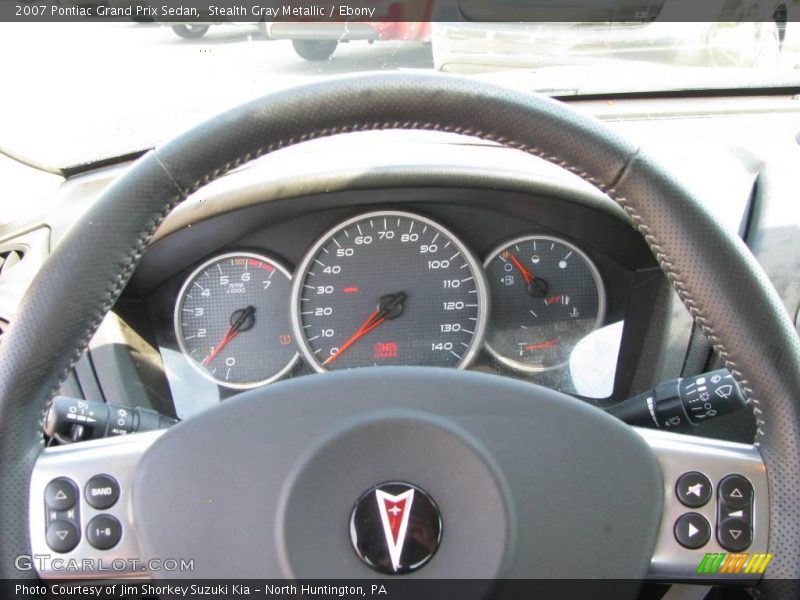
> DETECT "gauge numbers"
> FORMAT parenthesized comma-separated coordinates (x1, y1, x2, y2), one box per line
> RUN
(291, 211, 489, 371)
(174, 252, 299, 389)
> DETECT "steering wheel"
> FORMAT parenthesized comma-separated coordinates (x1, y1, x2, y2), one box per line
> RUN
(1, 74, 798, 596)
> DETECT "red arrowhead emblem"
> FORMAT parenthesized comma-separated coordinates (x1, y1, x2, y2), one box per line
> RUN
(375, 488, 415, 571)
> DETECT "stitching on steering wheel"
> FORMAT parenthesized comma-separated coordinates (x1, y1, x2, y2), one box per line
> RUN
(39, 120, 764, 450)
(42, 194, 183, 410)
(613, 194, 764, 441)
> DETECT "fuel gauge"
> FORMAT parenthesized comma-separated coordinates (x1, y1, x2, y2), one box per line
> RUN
(483, 235, 605, 373)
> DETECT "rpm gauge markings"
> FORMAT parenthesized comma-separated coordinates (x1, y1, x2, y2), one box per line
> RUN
(291, 211, 489, 371)
(174, 252, 299, 389)
(483, 235, 605, 373)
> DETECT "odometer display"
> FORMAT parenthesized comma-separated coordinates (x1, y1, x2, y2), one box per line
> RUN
(292, 211, 488, 371)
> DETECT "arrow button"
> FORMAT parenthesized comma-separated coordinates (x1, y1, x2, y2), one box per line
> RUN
(719, 475, 753, 509)
(46, 520, 79, 553)
(718, 517, 752, 552)
(674, 513, 711, 549)
(44, 477, 78, 511)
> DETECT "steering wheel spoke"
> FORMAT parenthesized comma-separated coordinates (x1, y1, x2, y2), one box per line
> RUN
(29, 431, 159, 579)
(638, 428, 769, 583)
(27, 424, 771, 585)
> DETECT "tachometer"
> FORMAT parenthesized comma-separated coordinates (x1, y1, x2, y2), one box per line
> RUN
(174, 251, 299, 389)
(483, 235, 605, 373)
(291, 211, 488, 371)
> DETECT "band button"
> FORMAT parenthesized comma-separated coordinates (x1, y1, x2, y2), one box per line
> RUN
(85, 474, 120, 510)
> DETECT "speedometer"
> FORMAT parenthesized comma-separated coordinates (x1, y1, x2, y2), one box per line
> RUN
(291, 211, 488, 371)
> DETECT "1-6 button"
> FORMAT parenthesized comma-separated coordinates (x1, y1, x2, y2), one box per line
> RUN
(85, 474, 120, 509)
(87, 514, 122, 550)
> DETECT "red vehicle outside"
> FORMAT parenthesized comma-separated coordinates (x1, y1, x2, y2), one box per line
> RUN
(265, 1, 432, 61)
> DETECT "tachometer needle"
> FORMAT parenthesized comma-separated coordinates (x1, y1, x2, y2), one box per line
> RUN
(324, 292, 406, 366)
(525, 339, 560, 351)
(202, 305, 256, 366)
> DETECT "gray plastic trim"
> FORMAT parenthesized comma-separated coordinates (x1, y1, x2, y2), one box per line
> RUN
(30, 426, 768, 581)
(638, 428, 769, 582)
(29, 431, 162, 580)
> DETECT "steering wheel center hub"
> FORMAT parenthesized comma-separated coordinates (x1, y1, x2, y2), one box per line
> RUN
(131, 367, 662, 581)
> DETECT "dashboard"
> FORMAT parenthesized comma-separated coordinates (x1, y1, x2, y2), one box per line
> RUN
(2, 94, 798, 443)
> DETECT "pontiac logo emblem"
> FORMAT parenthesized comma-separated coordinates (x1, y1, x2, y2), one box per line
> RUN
(376, 488, 414, 571)
(350, 482, 442, 574)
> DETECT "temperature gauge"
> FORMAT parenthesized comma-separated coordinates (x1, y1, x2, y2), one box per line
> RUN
(483, 235, 605, 373)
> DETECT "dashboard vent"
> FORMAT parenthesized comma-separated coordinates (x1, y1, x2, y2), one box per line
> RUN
(0, 247, 25, 277)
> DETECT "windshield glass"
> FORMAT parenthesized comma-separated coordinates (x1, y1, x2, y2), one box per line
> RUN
(2, 14, 799, 167)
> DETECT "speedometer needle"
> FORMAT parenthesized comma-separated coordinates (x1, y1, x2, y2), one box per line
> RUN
(324, 292, 406, 366)
(202, 305, 256, 366)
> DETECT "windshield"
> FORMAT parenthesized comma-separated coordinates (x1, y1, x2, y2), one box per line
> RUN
(2, 14, 799, 168)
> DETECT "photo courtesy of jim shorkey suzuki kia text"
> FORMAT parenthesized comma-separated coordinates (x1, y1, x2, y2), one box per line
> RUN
(15, 584, 389, 597)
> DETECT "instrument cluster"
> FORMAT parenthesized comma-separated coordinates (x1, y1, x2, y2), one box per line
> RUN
(170, 209, 609, 408)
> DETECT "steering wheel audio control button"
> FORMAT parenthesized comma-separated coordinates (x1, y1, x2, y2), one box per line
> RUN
(675, 472, 712, 508)
(718, 475, 753, 509)
(717, 518, 752, 552)
(87, 514, 122, 550)
(85, 474, 120, 509)
(45, 477, 78, 511)
(46, 520, 80, 553)
(673, 512, 711, 549)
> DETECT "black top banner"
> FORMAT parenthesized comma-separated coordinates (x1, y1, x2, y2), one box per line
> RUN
(1, 0, 795, 23)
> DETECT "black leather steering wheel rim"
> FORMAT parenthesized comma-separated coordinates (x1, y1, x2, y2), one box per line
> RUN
(0, 73, 798, 590)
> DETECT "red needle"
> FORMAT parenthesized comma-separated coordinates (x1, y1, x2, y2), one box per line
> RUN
(525, 339, 560, 351)
(545, 295, 562, 305)
(202, 305, 256, 366)
(508, 254, 535, 284)
(324, 310, 386, 366)
(202, 326, 239, 365)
